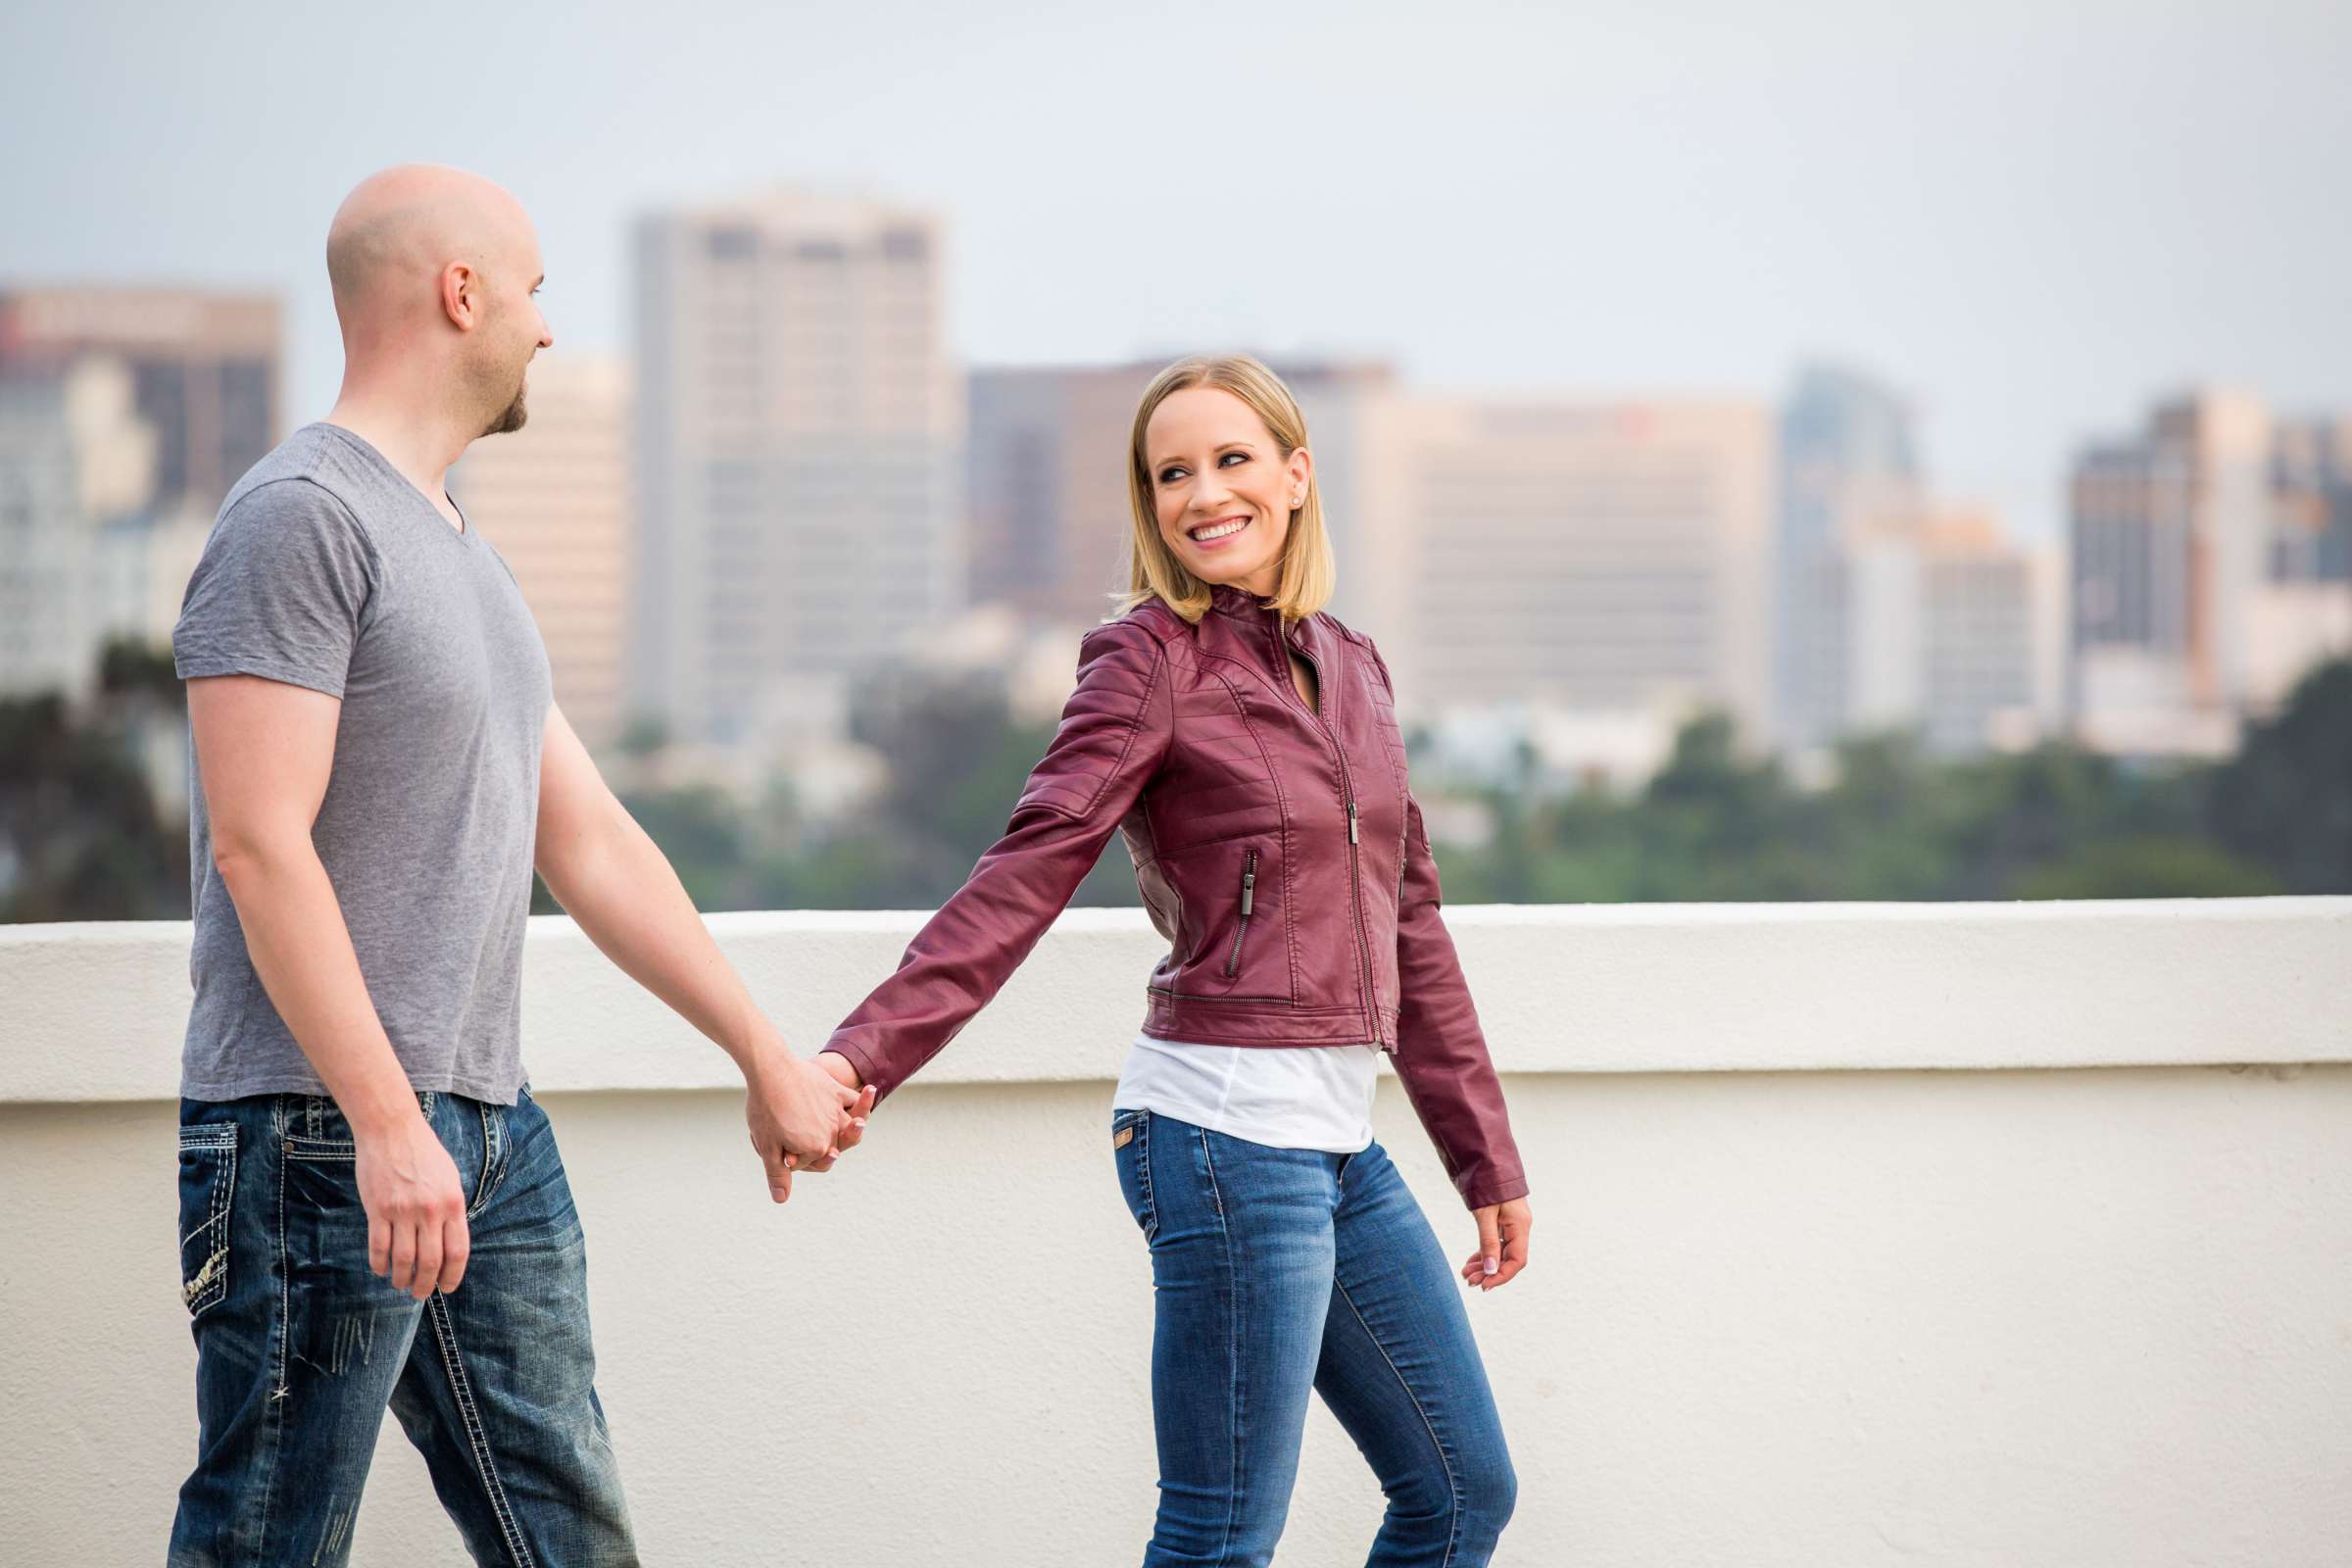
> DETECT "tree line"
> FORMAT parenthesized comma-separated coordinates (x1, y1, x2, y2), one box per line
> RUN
(4, 646, 2344, 924)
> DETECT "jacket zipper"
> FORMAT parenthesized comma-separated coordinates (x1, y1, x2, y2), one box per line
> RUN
(1223, 849, 1258, 979)
(1269, 616, 1388, 1052)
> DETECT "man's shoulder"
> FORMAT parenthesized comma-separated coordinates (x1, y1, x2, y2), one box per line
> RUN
(216, 424, 376, 537)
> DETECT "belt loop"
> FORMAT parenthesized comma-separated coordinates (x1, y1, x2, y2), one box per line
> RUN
(305, 1096, 323, 1140)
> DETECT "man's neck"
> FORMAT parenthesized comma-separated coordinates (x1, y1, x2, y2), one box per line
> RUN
(322, 389, 472, 531)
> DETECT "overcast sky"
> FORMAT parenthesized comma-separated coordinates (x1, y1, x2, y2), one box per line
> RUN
(6, 0, 2347, 542)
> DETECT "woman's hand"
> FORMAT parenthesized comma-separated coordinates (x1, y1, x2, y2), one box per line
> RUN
(743, 1043, 872, 1201)
(789, 1050, 871, 1174)
(1461, 1198, 1532, 1292)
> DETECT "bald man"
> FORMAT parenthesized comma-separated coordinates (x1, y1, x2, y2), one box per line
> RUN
(168, 166, 871, 1565)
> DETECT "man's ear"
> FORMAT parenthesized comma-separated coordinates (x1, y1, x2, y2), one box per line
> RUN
(440, 263, 480, 331)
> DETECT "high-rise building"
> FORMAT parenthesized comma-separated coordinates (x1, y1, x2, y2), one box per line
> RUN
(2268, 416, 2352, 584)
(0, 288, 280, 698)
(1918, 510, 2040, 755)
(0, 287, 279, 509)
(964, 357, 1395, 630)
(2248, 414, 2352, 706)
(629, 190, 962, 748)
(966, 364, 1147, 628)
(1349, 396, 1776, 745)
(2069, 391, 2290, 754)
(1774, 366, 1925, 755)
(451, 354, 633, 751)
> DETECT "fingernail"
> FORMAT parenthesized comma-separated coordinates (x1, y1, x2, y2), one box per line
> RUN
(1484, 1258, 1498, 1275)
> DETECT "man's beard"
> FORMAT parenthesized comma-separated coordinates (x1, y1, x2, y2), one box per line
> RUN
(483, 383, 529, 437)
(480, 358, 530, 437)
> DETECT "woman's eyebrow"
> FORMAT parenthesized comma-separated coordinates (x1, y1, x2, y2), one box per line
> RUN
(1152, 440, 1256, 468)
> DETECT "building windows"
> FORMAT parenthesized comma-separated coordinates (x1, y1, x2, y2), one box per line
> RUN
(707, 226, 760, 262)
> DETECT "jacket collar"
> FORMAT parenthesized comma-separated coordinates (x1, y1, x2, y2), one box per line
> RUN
(1206, 582, 1270, 620)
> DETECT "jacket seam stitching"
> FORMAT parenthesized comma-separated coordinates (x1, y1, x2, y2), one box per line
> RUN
(1029, 633, 1168, 823)
(1205, 664, 1300, 1004)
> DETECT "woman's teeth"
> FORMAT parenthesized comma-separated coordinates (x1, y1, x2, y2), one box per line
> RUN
(1192, 517, 1249, 542)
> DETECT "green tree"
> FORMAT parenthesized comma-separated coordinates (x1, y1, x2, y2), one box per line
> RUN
(2207, 658, 2352, 893)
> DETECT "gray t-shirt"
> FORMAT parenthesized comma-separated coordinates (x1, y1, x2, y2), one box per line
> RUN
(173, 422, 553, 1102)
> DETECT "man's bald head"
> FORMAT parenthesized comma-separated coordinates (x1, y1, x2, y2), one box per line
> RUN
(326, 164, 534, 320)
(325, 164, 553, 438)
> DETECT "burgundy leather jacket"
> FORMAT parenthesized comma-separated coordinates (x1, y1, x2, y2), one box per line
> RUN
(824, 583, 1528, 1210)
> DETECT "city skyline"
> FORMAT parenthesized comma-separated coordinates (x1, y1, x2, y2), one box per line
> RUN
(9, 271, 2339, 770)
(5, 0, 2346, 550)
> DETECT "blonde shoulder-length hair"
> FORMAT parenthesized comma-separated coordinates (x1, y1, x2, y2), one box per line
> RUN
(1115, 355, 1337, 624)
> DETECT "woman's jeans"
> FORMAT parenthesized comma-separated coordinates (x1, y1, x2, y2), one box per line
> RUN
(170, 1085, 637, 1567)
(1111, 1107, 1517, 1566)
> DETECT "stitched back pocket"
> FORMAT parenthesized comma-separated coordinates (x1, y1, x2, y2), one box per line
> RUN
(176, 1124, 238, 1318)
(1111, 1109, 1156, 1244)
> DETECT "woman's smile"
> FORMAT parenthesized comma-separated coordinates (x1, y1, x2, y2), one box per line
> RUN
(1188, 514, 1251, 548)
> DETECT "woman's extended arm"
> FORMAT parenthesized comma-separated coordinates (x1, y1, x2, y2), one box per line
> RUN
(821, 619, 1172, 1100)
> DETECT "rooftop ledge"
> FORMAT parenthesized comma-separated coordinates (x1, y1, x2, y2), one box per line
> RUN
(5, 898, 2347, 1104)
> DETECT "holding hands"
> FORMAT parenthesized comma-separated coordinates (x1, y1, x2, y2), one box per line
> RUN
(743, 1040, 875, 1203)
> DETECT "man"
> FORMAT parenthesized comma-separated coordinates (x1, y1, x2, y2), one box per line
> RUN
(168, 164, 870, 1565)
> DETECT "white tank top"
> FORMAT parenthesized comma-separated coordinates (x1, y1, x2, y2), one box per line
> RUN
(1111, 1033, 1379, 1153)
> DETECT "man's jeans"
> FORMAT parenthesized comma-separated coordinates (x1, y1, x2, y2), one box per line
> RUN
(1110, 1107, 1518, 1566)
(171, 1084, 637, 1566)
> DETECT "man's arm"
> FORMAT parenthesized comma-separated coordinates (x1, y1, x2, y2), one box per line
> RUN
(188, 674, 470, 1299)
(531, 704, 870, 1202)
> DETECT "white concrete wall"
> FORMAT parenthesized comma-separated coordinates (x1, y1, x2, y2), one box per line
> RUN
(5, 900, 2350, 1566)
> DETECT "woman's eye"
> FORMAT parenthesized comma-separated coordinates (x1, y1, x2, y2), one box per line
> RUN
(1220, 452, 1248, 466)
(1158, 466, 1186, 484)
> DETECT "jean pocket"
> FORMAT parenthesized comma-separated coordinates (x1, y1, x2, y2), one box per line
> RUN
(176, 1124, 238, 1318)
(1111, 1109, 1156, 1244)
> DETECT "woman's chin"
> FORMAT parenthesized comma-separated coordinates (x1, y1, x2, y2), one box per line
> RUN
(1188, 554, 1273, 591)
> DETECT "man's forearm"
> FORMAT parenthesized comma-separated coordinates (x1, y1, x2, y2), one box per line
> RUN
(540, 810, 771, 1066)
(214, 835, 419, 1135)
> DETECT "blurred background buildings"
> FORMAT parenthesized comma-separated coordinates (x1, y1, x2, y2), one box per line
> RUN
(5, 186, 2349, 917)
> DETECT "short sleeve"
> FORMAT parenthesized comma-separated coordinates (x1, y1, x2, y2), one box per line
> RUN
(172, 480, 378, 699)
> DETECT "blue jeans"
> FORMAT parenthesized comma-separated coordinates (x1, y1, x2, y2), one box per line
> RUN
(171, 1085, 636, 1566)
(1110, 1108, 1517, 1566)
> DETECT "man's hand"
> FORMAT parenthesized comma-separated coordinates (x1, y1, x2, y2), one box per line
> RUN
(1461, 1197, 1532, 1293)
(356, 1108, 471, 1299)
(744, 1046, 874, 1203)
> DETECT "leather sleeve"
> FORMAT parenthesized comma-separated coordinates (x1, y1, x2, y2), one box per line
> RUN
(1368, 640, 1530, 1210)
(823, 620, 1170, 1100)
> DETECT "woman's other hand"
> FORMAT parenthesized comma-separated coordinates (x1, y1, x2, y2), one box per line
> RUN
(1461, 1198, 1531, 1292)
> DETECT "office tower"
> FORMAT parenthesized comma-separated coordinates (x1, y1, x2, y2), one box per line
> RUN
(630, 190, 962, 748)
(1349, 396, 1776, 745)
(0, 288, 282, 698)
(2069, 391, 2273, 754)
(2247, 415, 2352, 706)
(0, 287, 280, 508)
(1919, 510, 2039, 755)
(966, 364, 1148, 628)
(965, 358, 1396, 631)
(1775, 366, 1925, 754)
(451, 354, 633, 751)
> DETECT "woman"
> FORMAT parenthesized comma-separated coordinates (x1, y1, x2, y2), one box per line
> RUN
(816, 355, 1530, 1565)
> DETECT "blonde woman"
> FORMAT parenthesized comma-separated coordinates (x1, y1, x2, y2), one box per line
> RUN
(817, 355, 1530, 1564)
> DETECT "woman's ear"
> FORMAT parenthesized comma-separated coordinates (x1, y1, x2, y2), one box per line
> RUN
(1287, 445, 1314, 509)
